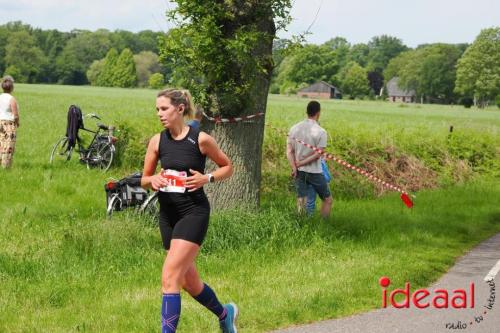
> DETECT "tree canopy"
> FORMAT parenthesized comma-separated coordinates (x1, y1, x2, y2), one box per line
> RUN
(0, 22, 164, 85)
(338, 61, 370, 99)
(455, 27, 500, 107)
(4, 30, 46, 83)
(160, 0, 292, 115)
(1, 20, 497, 106)
(388, 44, 464, 103)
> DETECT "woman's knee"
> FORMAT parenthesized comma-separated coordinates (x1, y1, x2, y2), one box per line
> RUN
(162, 266, 184, 290)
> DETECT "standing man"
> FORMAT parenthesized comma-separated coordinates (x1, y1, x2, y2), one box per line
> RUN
(287, 101, 333, 218)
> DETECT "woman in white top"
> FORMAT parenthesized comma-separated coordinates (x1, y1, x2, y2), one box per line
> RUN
(0, 76, 19, 168)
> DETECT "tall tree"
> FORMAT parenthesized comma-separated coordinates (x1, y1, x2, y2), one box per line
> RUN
(455, 27, 500, 107)
(397, 44, 462, 103)
(0, 21, 33, 75)
(338, 61, 370, 99)
(97, 48, 119, 87)
(367, 35, 408, 72)
(134, 51, 162, 87)
(87, 59, 105, 86)
(33, 28, 72, 83)
(136, 30, 162, 53)
(322, 37, 350, 69)
(384, 50, 414, 83)
(275, 44, 339, 93)
(113, 48, 138, 88)
(347, 43, 370, 67)
(56, 30, 112, 84)
(160, 0, 292, 209)
(110, 30, 137, 53)
(4, 30, 46, 83)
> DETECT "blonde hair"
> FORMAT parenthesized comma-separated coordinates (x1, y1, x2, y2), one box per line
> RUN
(157, 88, 195, 120)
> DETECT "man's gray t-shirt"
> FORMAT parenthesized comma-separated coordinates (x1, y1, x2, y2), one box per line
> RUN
(288, 119, 327, 174)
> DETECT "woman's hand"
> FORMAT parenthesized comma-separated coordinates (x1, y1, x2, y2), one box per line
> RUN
(150, 169, 169, 191)
(185, 169, 208, 192)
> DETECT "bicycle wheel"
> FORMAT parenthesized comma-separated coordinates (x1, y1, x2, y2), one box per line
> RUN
(50, 137, 73, 163)
(106, 194, 122, 217)
(87, 141, 114, 171)
(139, 192, 159, 225)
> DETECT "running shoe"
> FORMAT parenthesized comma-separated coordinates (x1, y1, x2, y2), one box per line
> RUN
(219, 303, 238, 333)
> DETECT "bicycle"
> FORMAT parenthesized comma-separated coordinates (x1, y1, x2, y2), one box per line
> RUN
(105, 172, 160, 223)
(50, 113, 117, 171)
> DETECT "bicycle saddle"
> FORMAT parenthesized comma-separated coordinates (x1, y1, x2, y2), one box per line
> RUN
(97, 123, 109, 130)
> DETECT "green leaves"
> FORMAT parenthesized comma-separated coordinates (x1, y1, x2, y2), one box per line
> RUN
(338, 61, 370, 99)
(90, 48, 138, 88)
(386, 44, 463, 103)
(161, 0, 291, 115)
(4, 30, 46, 83)
(455, 27, 500, 107)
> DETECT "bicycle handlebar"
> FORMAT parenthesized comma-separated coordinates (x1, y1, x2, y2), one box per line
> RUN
(84, 113, 118, 134)
(85, 113, 102, 120)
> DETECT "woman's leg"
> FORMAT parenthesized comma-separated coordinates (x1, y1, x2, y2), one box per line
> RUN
(183, 263, 227, 320)
(161, 239, 200, 333)
(0, 121, 16, 169)
(162, 239, 200, 293)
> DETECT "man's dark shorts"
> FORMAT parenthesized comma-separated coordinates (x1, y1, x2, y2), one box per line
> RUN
(295, 171, 331, 199)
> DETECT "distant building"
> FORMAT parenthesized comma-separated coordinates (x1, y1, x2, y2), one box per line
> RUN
(297, 81, 342, 99)
(386, 77, 416, 103)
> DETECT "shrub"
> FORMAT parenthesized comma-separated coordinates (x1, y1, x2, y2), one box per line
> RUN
(269, 83, 280, 94)
(113, 121, 152, 170)
(148, 73, 165, 89)
(3, 65, 24, 83)
(279, 80, 299, 95)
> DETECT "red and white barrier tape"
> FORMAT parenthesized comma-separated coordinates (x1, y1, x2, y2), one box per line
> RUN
(267, 124, 414, 208)
(202, 112, 265, 123)
(198, 112, 414, 208)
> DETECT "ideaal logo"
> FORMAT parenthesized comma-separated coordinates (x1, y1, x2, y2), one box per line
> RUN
(379, 276, 496, 330)
(379, 277, 475, 309)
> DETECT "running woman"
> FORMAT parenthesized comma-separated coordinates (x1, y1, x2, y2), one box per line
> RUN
(141, 89, 238, 333)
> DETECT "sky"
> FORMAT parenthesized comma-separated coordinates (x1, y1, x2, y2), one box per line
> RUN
(1, 0, 499, 47)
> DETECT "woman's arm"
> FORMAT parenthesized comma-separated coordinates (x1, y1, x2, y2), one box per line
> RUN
(185, 132, 233, 191)
(141, 134, 168, 190)
(11, 97, 19, 127)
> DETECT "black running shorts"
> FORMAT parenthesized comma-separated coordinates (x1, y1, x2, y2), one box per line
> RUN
(158, 193, 210, 250)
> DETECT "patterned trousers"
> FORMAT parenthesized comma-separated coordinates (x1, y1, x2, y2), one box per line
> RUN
(0, 120, 17, 168)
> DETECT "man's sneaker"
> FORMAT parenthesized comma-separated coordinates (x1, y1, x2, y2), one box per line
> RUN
(219, 303, 238, 333)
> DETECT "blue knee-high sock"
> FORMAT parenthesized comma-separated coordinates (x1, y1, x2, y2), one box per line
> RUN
(161, 293, 181, 333)
(193, 283, 226, 320)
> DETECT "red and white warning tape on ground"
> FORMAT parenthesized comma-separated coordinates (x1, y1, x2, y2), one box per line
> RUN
(267, 124, 415, 208)
(202, 112, 265, 123)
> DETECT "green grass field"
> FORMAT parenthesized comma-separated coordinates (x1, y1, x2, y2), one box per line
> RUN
(1, 84, 500, 332)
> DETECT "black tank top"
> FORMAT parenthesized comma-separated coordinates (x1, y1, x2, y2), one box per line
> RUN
(158, 126, 207, 197)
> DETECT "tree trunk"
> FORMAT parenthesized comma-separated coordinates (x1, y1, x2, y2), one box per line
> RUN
(203, 8, 275, 211)
(204, 75, 271, 210)
(203, 106, 266, 211)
